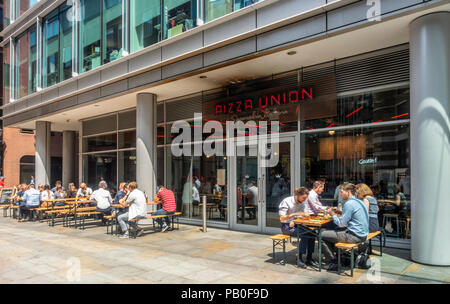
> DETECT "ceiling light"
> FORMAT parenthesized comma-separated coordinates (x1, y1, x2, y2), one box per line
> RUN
(329, 130, 335, 136)
(287, 51, 297, 56)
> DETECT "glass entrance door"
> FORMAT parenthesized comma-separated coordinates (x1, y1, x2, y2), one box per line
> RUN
(231, 135, 296, 234)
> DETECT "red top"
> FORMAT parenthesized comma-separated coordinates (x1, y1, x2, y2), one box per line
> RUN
(0, 181, 4, 189)
(157, 188, 177, 213)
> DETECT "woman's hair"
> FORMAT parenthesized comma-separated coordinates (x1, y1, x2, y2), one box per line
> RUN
(128, 182, 138, 190)
(356, 183, 373, 199)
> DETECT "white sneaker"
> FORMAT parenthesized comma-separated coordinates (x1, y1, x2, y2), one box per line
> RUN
(119, 232, 129, 239)
(161, 224, 170, 233)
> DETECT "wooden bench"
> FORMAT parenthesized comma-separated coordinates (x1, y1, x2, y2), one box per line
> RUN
(335, 231, 384, 277)
(128, 211, 182, 238)
(269, 234, 291, 265)
(76, 211, 103, 230)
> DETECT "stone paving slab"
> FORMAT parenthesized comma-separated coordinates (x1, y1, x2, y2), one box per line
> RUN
(0, 215, 449, 284)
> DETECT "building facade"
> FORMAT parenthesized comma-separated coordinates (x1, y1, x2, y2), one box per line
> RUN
(0, 0, 449, 265)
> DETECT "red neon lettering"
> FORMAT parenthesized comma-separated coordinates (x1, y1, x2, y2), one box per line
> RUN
(245, 99, 253, 110)
(289, 91, 298, 103)
(236, 101, 242, 112)
(259, 97, 268, 108)
(228, 103, 234, 114)
(271, 94, 280, 106)
(215, 105, 223, 115)
(302, 88, 313, 99)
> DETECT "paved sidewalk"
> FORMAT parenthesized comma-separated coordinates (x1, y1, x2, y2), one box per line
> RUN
(0, 216, 449, 284)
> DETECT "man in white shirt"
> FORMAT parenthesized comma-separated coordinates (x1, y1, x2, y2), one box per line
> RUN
(90, 181, 113, 225)
(279, 186, 318, 269)
(117, 182, 147, 238)
(246, 181, 258, 219)
(303, 181, 327, 215)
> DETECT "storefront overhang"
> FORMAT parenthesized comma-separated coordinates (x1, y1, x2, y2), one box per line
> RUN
(3, 1, 450, 132)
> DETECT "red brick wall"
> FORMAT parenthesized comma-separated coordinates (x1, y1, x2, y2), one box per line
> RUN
(3, 127, 35, 187)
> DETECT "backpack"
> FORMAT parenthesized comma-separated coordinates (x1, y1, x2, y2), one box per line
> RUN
(356, 252, 372, 269)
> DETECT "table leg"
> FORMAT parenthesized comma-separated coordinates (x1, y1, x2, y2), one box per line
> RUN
(318, 228, 322, 272)
(296, 226, 300, 267)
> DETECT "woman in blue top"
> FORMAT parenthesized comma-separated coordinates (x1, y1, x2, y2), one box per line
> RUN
(356, 183, 380, 233)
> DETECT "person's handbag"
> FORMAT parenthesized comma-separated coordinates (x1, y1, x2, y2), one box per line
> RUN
(355, 252, 372, 269)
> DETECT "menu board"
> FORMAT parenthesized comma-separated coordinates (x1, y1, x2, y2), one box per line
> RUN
(0, 188, 13, 205)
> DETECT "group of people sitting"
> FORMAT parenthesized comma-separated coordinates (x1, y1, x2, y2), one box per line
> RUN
(10, 180, 178, 239)
(279, 181, 379, 270)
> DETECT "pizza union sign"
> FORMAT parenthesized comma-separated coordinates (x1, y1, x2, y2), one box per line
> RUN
(214, 87, 314, 115)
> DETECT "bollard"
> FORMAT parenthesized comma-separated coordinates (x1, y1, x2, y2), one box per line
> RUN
(202, 195, 207, 232)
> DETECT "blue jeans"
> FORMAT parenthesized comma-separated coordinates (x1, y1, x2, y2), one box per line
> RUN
(117, 212, 144, 233)
(281, 223, 316, 255)
(153, 209, 174, 228)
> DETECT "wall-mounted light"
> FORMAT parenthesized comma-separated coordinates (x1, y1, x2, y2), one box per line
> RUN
(287, 51, 297, 56)
(329, 130, 336, 136)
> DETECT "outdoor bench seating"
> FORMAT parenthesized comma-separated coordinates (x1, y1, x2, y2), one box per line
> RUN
(128, 211, 182, 238)
(335, 230, 384, 277)
(270, 234, 292, 265)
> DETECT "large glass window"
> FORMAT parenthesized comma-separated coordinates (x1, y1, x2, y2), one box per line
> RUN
(3, 43, 10, 104)
(4, 0, 11, 27)
(301, 123, 411, 239)
(80, 0, 123, 73)
(15, 26, 36, 99)
(15, 0, 38, 20)
(130, 0, 161, 53)
(163, 0, 196, 39)
(166, 143, 227, 221)
(43, 4, 73, 88)
(102, 0, 123, 64)
(80, 0, 101, 73)
(301, 87, 410, 130)
(82, 111, 136, 191)
(205, 0, 232, 22)
(83, 152, 117, 191)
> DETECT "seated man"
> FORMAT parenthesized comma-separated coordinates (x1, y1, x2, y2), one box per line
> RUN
(19, 184, 41, 222)
(321, 183, 369, 271)
(90, 181, 113, 225)
(278, 187, 317, 269)
(76, 183, 93, 199)
(153, 186, 177, 232)
(51, 180, 65, 193)
(304, 181, 327, 215)
(117, 182, 147, 239)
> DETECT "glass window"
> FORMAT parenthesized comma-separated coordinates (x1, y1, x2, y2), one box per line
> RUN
(301, 87, 410, 130)
(14, 0, 38, 20)
(83, 114, 117, 136)
(43, 10, 60, 88)
(130, 0, 161, 54)
(80, 0, 101, 73)
(118, 130, 136, 149)
(15, 27, 36, 99)
(60, 4, 73, 82)
(166, 143, 227, 221)
(157, 147, 165, 186)
(3, 43, 10, 104)
(301, 123, 411, 239)
(118, 110, 136, 130)
(20, 155, 35, 184)
(103, 0, 123, 64)
(83, 133, 117, 152)
(163, 0, 196, 39)
(83, 152, 117, 191)
(4, 0, 11, 27)
(233, 0, 259, 11)
(118, 150, 136, 184)
(205, 0, 232, 22)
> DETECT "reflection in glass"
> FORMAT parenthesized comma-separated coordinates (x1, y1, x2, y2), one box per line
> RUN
(163, 0, 196, 39)
(83, 134, 117, 153)
(83, 152, 117, 191)
(301, 124, 411, 238)
(80, 0, 101, 73)
(205, 0, 232, 22)
(3, 44, 10, 104)
(15, 27, 37, 99)
(103, 0, 123, 64)
(118, 150, 136, 184)
(130, 0, 161, 53)
(118, 130, 136, 149)
(301, 87, 410, 130)
(265, 141, 291, 228)
(166, 143, 227, 222)
(236, 145, 258, 226)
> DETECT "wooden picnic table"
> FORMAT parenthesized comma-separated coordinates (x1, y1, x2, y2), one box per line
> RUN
(293, 215, 333, 272)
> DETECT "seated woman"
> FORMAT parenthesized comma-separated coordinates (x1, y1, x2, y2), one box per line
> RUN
(356, 183, 380, 233)
(40, 184, 55, 207)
